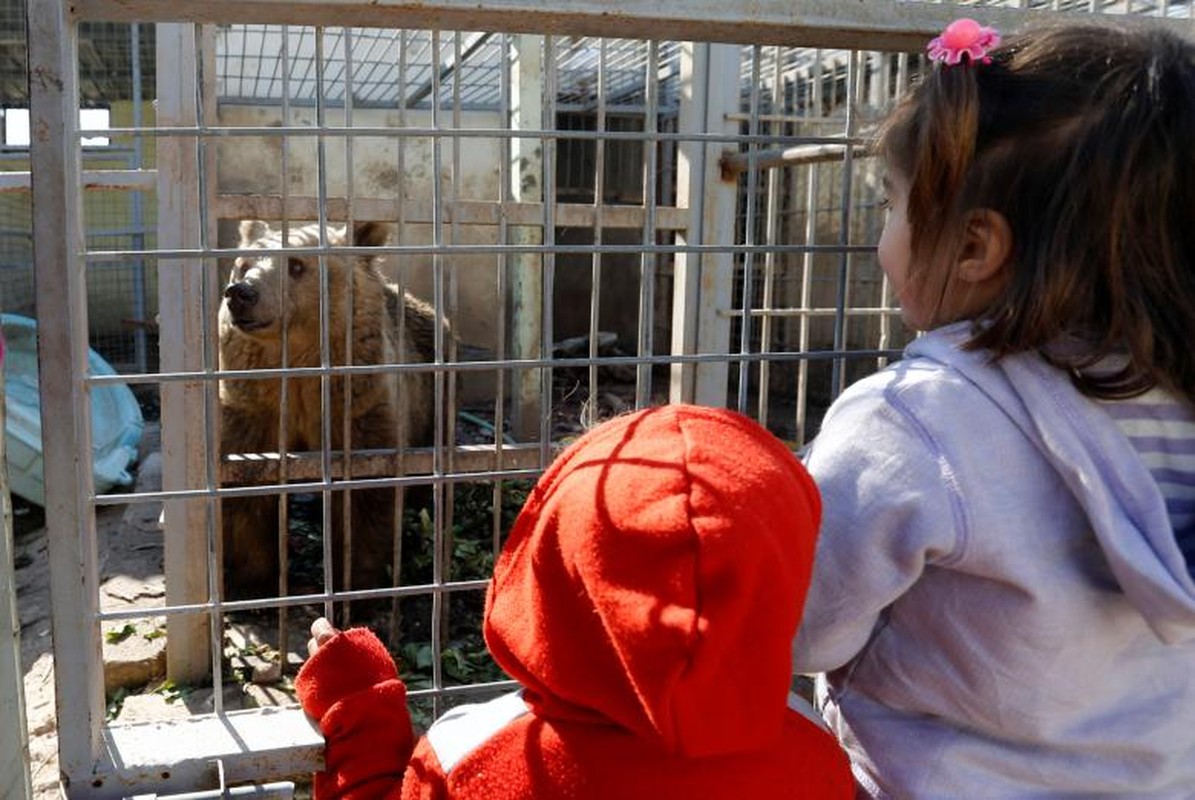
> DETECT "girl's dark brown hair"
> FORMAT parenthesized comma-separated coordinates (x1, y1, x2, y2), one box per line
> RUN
(879, 22, 1195, 404)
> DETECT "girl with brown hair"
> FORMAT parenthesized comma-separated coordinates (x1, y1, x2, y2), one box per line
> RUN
(795, 19, 1195, 797)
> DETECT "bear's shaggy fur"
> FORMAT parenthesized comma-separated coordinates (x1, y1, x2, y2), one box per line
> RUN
(218, 219, 449, 599)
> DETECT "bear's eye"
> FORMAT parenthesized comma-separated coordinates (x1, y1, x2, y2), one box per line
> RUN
(288, 258, 306, 278)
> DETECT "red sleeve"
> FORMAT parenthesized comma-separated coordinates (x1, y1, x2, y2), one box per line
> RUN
(295, 628, 416, 799)
(399, 738, 451, 800)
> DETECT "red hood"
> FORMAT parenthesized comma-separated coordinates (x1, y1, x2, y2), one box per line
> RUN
(484, 404, 821, 758)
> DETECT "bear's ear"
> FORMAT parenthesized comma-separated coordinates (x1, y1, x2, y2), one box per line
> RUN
(239, 220, 271, 246)
(351, 221, 389, 248)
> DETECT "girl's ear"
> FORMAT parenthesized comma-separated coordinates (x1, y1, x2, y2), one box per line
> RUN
(956, 208, 1012, 284)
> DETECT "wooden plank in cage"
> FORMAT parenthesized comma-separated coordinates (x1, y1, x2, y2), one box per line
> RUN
(157, 23, 214, 687)
(27, 0, 110, 786)
(219, 441, 549, 483)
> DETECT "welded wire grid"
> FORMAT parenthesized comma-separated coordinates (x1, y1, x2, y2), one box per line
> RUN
(0, 20, 157, 373)
(80, 27, 902, 746)
(23, 1, 1195, 796)
(730, 45, 931, 438)
(85, 20, 906, 754)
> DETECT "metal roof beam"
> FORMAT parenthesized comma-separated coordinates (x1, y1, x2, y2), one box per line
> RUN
(71, 0, 1191, 52)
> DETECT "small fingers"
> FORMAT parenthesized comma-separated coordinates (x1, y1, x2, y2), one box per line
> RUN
(307, 616, 340, 657)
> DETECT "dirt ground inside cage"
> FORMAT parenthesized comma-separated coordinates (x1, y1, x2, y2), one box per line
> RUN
(11, 366, 670, 798)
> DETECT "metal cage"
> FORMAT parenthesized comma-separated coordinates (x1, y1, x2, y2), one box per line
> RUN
(14, 0, 1195, 797)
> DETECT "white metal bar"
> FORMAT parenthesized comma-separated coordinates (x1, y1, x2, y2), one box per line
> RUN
(509, 34, 545, 440)
(635, 40, 659, 407)
(158, 22, 216, 687)
(429, 27, 447, 714)
(313, 25, 341, 625)
(218, 442, 550, 483)
(828, 51, 859, 399)
(197, 21, 229, 714)
(313, 23, 339, 612)
(794, 52, 823, 444)
(70, 0, 1130, 51)
(756, 44, 785, 425)
(0, 172, 29, 191)
(440, 28, 465, 673)
(669, 42, 739, 408)
(538, 33, 558, 463)
(719, 142, 865, 176)
(875, 50, 907, 372)
(0, 169, 158, 192)
(100, 124, 798, 141)
(130, 23, 150, 374)
(131, 783, 294, 800)
(388, 26, 411, 643)
(102, 125, 827, 146)
(278, 24, 298, 625)
(27, 0, 109, 789)
(212, 195, 691, 230)
(587, 38, 608, 413)
(669, 40, 703, 404)
(89, 242, 868, 263)
(491, 30, 513, 558)
(92, 708, 322, 799)
(339, 21, 356, 640)
(737, 44, 762, 414)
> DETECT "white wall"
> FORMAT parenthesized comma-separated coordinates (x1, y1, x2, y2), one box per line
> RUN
(216, 104, 509, 401)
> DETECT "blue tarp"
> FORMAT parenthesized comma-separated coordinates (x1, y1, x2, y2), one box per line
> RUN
(1, 313, 144, 506)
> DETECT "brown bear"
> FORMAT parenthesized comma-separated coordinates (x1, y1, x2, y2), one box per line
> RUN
(218, 219, 450, 601)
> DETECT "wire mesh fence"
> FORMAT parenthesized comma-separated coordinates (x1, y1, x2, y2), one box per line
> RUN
(13, 1, 1195, 796)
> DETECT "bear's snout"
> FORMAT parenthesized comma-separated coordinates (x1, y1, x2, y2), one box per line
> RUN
(223, 281, 270, 331)
(224, 281, 259, 310)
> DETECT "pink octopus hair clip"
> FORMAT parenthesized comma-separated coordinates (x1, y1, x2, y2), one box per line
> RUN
(927, 18, 1001, 66)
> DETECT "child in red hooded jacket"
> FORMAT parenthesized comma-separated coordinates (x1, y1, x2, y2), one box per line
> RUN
(294, 403, 853, 799)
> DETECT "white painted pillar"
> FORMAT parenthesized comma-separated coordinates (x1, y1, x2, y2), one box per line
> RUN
(157, 23, 213, 684)
(670, 43, 740, 407)
(508, 34, 545, 440)
(27, 0, 108, 784)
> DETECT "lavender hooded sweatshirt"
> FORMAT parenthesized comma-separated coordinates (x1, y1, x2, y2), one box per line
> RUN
(794, 323, 1195, 798)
